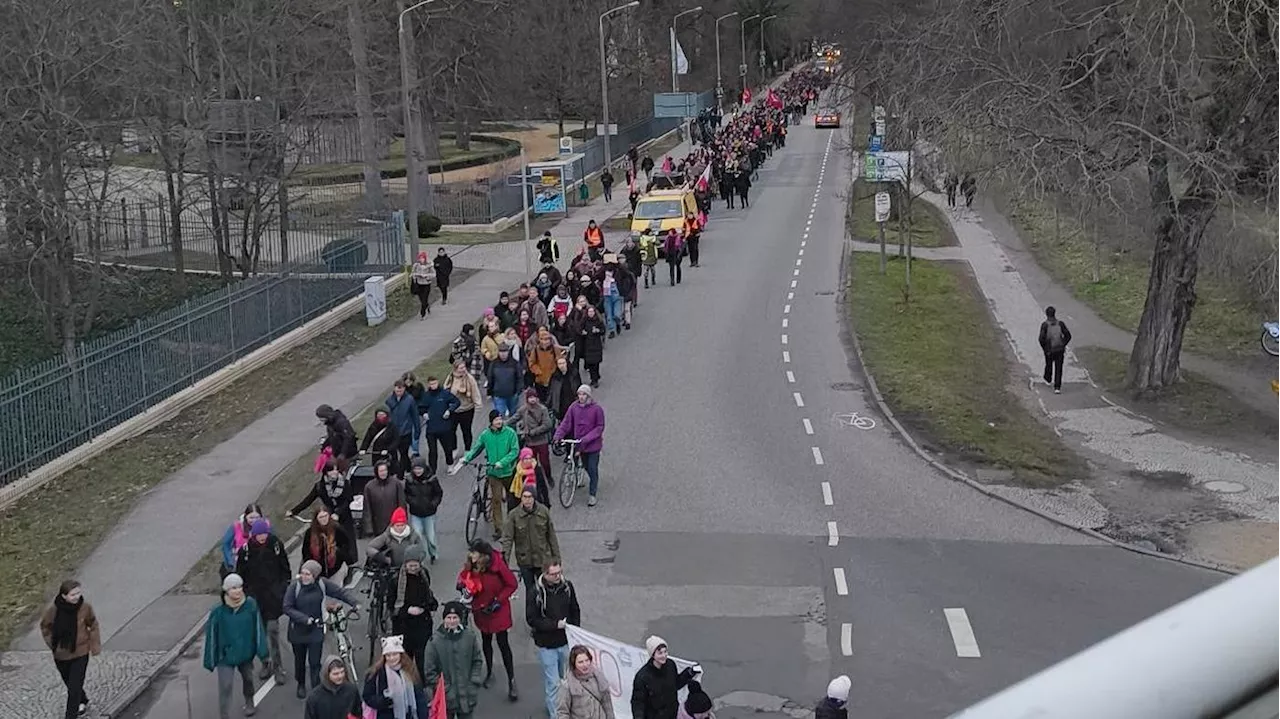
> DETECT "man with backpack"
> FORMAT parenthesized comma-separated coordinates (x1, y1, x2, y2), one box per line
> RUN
(1037, 305, 1073, 394)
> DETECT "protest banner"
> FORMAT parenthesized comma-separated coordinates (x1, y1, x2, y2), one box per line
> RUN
(564, 625, 701, 719)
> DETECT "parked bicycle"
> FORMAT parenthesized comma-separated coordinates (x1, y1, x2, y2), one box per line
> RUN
(556, 439, 582, 508)
(1261, 321, 1278, 357)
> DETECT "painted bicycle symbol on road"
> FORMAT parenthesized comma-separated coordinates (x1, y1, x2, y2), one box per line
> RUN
(835, 412, 876, 430)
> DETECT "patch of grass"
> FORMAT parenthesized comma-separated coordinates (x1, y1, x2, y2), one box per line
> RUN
(0, 269, 473, 647)
(847, 251, 1078, 487)
(848, 180, 954, 248)
(1007, 200, 1260, 359)
(293, 138, 508, 183)
(435, 215, 565, 246)
(1076, 346, 1277, 441)
(0, 262, 229, 377)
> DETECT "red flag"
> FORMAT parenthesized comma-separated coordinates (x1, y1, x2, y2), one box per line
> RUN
(766, 88, 783, 110)
(429, 675, 447, 719)
(741, 87, 752, 106)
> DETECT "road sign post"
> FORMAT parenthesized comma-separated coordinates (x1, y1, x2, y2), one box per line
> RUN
(874, 191, 891, 274)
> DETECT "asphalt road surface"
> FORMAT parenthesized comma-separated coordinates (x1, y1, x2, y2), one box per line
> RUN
(121, 109, 1223, 719)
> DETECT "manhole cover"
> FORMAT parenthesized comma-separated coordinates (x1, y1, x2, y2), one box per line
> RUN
(1203, 480, 1247, 494)
(830, 382, 858, 391)
(814, 290, 835, 296)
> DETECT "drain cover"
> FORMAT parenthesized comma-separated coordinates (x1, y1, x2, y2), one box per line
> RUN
(1203, 480, 1247, 494)
(830, 382, 858, 391)
(815, 290, 835, 296)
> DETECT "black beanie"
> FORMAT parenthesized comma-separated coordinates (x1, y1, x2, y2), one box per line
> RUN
(685, 680, 713, 714)
(489, 409, 501, 422)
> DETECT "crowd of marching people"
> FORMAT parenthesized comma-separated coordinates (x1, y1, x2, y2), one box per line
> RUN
(39, 69, 851, 719)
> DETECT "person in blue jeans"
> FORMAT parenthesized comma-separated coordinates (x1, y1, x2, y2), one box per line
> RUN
(526, 561, 581, 719)
(601, 262, 625, 338)
(386, 380, 421, 473)
(486, 344, 524, 418)
(404, 458, 443, 563)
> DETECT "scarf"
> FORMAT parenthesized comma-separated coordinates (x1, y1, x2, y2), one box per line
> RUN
(224, 590, 246, 611)
(323, 474, 346, 502)
(385, 665, 418, 719)
(309, 525, 338, 570)
(51, 595, 80, 653)
(510, 459, 538, 495)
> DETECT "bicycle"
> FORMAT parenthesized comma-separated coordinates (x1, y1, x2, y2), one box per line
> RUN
(556, 439, 582, 508)
(322, 604, 360, 681)
(361, 564, 396, 666)
(460, 461, 495, 545)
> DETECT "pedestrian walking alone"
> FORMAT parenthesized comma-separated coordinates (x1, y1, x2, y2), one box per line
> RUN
(411, 252, 435, 318)
(392, 546, 438, 673)
(556, 645, 615, 719)
(423, 602, 486, 719)
(203, 574, 267, 719)
(960, 173, 977, 207)
(1037, 305, 1072, 394)
(40, 580, 101, 719)
(814, 675, 850, 719)
(600, 168, 614, 202)
(233, 518, 290, 684)
(445, 360, 482, 452)
(528, 562, 581, 719)
(434, 248, 454, 305)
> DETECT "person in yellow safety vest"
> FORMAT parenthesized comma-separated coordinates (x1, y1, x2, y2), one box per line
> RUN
(583, 220, 605, 262)
(637, 230, 659, 289)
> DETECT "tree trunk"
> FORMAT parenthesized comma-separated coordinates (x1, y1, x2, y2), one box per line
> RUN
(455, 115, 472, 151)
(164, 165, 187, 291)
(345, 0, 384, 212)
(1125, 149, 1217, 394)
(396, 0, 438, 213)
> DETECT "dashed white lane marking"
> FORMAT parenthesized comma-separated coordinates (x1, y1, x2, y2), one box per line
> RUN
(944, 608, 982, 658)
(821, 481, 833, 505)
(833, 567, 848, 595)
(793, 392, 805, 408)
(782, 350, 791, 363)
(803, 418, 814, 435)
(827, 521, 839, 546)
(812, 446, 825, 465)
(840, 623, 853, 656)
(793, 269, 800, 276)
(791, 280, 797, 288)
(798, 248, 804, 256)
(781, 333, 789, 345)
(254, 677, 274, 706)
(782, 318, 789, 328)
(786, 370, 796, 383)
(800, 240, 806, 247)
(783, 303, 791, 314)
(787, 292, 794, 300)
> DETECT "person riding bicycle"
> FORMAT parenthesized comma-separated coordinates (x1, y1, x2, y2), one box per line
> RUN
(449, 410, 520, 539)
(552, 385, 606, 507)
(315, 405, 358, 472)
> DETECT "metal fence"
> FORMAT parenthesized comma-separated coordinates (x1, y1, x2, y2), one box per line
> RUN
(1, 213, 404, 485)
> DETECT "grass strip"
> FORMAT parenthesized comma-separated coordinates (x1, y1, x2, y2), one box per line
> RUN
(848, 180, 954, 248)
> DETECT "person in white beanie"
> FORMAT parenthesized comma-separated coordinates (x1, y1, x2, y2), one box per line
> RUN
(363, 634, 429, 719)
(631, 636, 700, 719)
(814, 675, 850, 719)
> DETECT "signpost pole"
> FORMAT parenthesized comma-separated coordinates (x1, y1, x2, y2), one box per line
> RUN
(521, 147, 531, 276)
(878, 220, 887, 274)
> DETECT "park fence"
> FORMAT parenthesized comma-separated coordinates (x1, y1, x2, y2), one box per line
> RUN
(1, 213, 404, 486)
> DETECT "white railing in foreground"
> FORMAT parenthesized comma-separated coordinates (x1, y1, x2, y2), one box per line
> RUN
(951, 557, 1278, 719)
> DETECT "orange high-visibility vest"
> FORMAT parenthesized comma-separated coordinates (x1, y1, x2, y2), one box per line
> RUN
(585, 226, 604, 247)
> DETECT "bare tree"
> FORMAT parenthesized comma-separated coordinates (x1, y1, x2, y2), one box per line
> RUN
(346, 0, 386, 211)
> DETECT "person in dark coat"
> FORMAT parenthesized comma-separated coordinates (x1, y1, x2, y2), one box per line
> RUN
(361, 460, 407, 538)
(315, 404, 357, 472)
(392, 546, 438, 673)
(486, 345, 524, 418)
(288, 463, 357, 551)
(304, 655, 362, 719)
(433, 248, 454, 305)
(299, 507, 355, 581)
(630, 636, 699, 719)
(576, 306, 606, 388)
(526, 561, 582, 719)
(814, 675, 850, 719)
(734, 169, 752, 208)
(547, 355, 583, 421)
(386, 382, 421, 474)
(283, 560, 360, 698)
(360, 409, 402, 475)
(418, 376, 460, 474)
(234, 519, 291, 684)
(404, 457, 443, 563)
(1037, 305, 1073, 394)
(363, 635, 430, 719)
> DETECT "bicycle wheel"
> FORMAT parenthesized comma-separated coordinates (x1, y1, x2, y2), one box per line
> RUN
(853, 416, 876, 430)
(366, 605, 383, 666)
(465, 493, 482, 545)
(559, 458, 578, 508)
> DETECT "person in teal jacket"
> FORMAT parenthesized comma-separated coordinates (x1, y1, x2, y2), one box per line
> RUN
(204, 573, 269, 719)
(449, 410, 520, 539)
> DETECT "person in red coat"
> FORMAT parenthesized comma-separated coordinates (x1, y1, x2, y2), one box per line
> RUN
(457, 538, 519, 702)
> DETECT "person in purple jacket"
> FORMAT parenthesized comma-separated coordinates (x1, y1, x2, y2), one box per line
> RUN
(552, 384, 606, 507)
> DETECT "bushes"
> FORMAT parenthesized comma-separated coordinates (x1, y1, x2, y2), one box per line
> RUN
(416, 212, 443, 237)
(320, 238, 369, 273)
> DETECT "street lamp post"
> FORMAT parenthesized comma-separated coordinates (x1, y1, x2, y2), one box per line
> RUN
(740, 13, 760, 101)
(598, 1, 640, 174)
(760, 14, 778, 79)
(714, 11, 739, 111)
(398, 0, 439, 263)
(671, 7, 702, 94)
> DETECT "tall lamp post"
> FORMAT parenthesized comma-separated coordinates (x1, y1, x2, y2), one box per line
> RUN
(760, 14, 778, 80)
(714, 11, 739, 111)
(740, 13, 760, 101)
(398, 0, 439, 262)
(671, 6, 702, 93)
(598, 1, 640, 173)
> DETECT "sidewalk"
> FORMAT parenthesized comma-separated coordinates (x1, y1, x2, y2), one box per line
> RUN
(849, 178, 1277, 568)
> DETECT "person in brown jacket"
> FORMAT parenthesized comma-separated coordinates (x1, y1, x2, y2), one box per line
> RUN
(526, 327, 565, 401)
(40, 579, 102, 719)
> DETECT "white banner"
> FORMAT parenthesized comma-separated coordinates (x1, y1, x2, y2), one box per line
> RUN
(672, 28, 689, 75)
(564, 625, 700, 719)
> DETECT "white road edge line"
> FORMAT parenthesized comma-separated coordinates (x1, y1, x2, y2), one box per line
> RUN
(943, 608, 982, 658)
(821, 481, 833, 505)
(840, 623, 853, 656)
(827, 521, 839, 546)
(783, 350, 791, 363)
(803, 418, 814, 435)
(253, 677, 275, 706)
(833, 567, 848, 595)
(786, 370, 796, 383)
(812, 446, 825, 465)
(793, 392, 805, 407)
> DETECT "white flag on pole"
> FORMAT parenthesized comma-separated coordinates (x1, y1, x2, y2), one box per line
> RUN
(672, 28, 690, 74)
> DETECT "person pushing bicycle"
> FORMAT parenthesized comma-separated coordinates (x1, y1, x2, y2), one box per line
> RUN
(449, 410, 520, 540)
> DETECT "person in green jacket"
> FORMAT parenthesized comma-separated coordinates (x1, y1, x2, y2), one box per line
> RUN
(449, 410, 520, 539)
(204, 573, 269, 719)
(423, 601, 486, 719)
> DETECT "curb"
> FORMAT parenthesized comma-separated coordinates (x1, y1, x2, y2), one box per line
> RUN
(835, 240, 1237, 578)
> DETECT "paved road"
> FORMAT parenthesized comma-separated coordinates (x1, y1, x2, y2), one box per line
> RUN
(121, 111, 1222, 719)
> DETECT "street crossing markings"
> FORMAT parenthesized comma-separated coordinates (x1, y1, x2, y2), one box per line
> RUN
(943, 608, 982, 658)
(833, 567, 848, 595)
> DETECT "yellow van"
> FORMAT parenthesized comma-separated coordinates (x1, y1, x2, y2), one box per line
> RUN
(630, 189, 698, 235)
